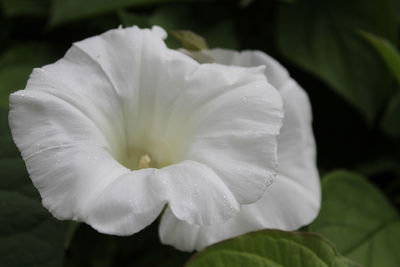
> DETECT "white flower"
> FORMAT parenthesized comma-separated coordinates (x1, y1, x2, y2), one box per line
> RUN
(158, 49, 321, 251)
(8, 27, 285, 239)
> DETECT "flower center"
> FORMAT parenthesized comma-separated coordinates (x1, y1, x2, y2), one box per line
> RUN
(116, 136, 180, 171)
(138, 154, 152, 169)
(110, 109, 191, 171)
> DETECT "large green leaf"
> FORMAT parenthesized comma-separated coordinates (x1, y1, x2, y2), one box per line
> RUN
(0, 107, 66, 267)
(360, 31, 400, 85)
(186, 230, 357, 267)
(0, 0, 50, 17)
(0, 43, 59, 108)
(49, 0, 203, 27)
(277, 0, 397, 124)
(119, 4, 238, 49)
(359, 31, 400, 138)
(310, 170, 400, 267)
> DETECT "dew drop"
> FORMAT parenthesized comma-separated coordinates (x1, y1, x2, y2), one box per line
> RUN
(242, 96, 248, 104)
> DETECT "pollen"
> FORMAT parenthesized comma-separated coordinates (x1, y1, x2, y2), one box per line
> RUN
(138, 154, 152, 169)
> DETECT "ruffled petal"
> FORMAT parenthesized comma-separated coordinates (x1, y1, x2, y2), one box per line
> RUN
(159, 172, 320, 251)
(160, 160, 239, 225)
(9, 90, 124, 217)
(160, 49, 320, 251)
(193, 49, 320, 207)
(84, 168, 167, 235)
(180, 64, 283, 205)
(183, 48, 290, 89)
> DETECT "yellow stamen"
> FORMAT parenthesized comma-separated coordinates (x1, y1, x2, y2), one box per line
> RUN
(138, 154, 151, 169)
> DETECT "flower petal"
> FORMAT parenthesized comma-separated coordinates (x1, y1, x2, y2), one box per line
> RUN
(9, 90, 128, 219)
(159, 49, 320, 251)
(159, 172, 320, 251)
(184, 48, 290, 89)
(83, 168, 166, 235)
(180, 64, 283, 204)
(160, 160, 240, 225)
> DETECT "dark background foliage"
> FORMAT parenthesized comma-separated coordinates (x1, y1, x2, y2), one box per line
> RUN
(0, 0, 399, 266)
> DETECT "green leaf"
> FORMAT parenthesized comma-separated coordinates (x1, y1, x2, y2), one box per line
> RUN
(171, 30, 208, 51)
(65, 221, 192, 267)
(0, 108, 66, 267)
(381, 90, 400, 137)
(239, 0, 254, 8)
(119, 4, 238, 49)
(359, 31, 400, 85)
(49, 0, 201, 27)
(309, 170, 400, 267)
(394, 0, 400, 22)
(277, 0, 397, 124)
(0, 0, 50, 17)
(64, 221, 80, 249)
(358, 31, 400, 138)
(0, 43, 59, 108)
(186, 230, 357, 267)
(0, 191, 65, 267)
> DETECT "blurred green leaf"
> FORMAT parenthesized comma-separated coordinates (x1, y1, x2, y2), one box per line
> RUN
(239, 0, 254, 7)
(381, 90, 400, 137)
(171, 30, 208, 51)
(119, 4, 238, 49)
(65, 222, 191, 267)
(64, 221, 80, 249)
(49, 0, 204, 27)
(310, 170, 400, 267)
(359, 31, 400, 138)
(360, 31, 400, 85)
(394, 0, 400, 22)
(0, 108, 66, 267)
(0, 43, 59, 108)
(0, 113, 19, 159)
(0, 191, 65, 267)
(186, 230, 357, 267)
(356, 158, 400, 178)
(277, 0, 397, 124)
(0, 0, 50, 17)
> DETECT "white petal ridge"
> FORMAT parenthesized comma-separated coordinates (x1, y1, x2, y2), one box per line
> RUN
(159, 49, 321, 251)
(9, 27, 284, 236)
